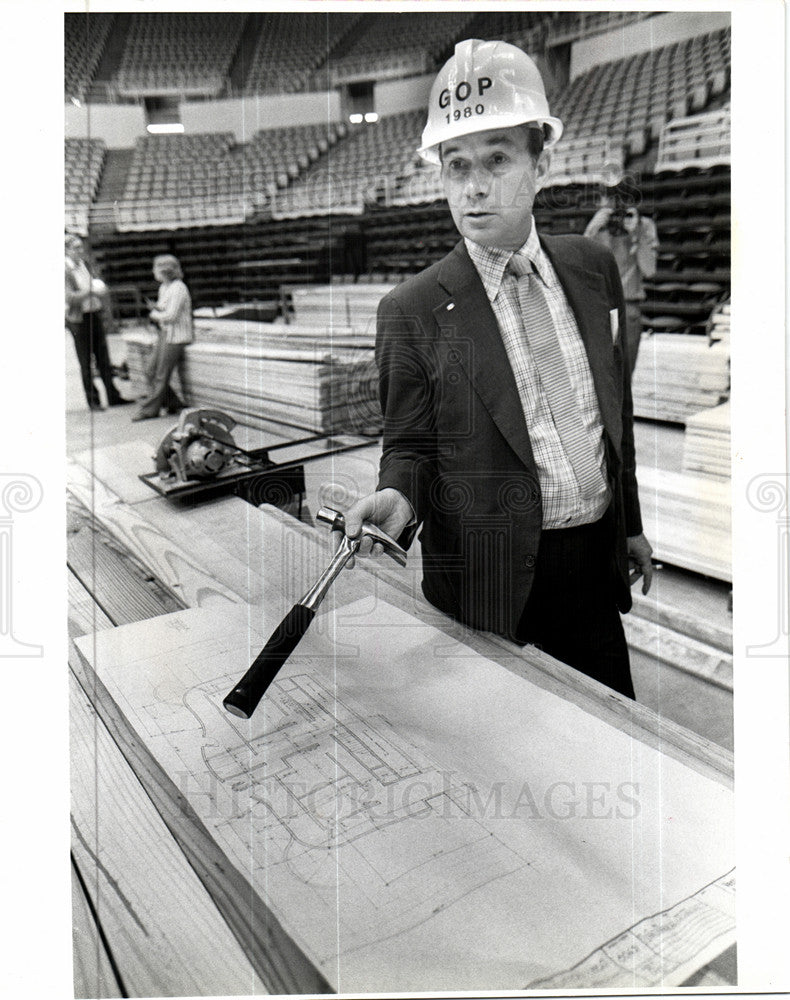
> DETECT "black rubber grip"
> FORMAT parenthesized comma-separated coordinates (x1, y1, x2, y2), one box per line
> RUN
(222, 604, 315, 719)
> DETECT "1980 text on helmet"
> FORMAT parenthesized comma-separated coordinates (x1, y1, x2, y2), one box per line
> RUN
(418, 39, 563, 165)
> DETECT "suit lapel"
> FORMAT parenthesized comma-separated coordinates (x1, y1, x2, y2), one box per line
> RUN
(540, 235, 621, 445)
(434, 243, 536, 470)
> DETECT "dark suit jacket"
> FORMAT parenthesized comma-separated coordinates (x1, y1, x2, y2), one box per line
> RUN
(375, 234, 643, 639)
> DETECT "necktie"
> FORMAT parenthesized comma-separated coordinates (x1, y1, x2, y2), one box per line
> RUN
(508, 254, 603, 498)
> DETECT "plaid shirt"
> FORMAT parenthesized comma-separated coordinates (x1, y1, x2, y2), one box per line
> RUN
(465, 223, 610, 528)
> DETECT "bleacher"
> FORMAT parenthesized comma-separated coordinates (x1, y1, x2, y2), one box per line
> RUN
(553, 28, 731, 154)
(243, 12, 360, 94)
(241, 122, 348, 209)
(115, 12, 246, 97)
(65, 138, 106, 236)
(64, 12, 114, 101)
(325, 12, 476, 86)
(272, 111, 424, 218)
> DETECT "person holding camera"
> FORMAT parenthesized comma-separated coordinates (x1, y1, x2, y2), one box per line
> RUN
(584, 195, 658, 374)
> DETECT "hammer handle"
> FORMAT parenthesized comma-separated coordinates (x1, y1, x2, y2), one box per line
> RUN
(222, 604, 315, 719)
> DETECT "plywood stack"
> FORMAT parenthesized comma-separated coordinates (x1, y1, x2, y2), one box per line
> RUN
(289, 283, 394, 332)
(122, 327, 158, 397)
(708, 300, 730, 346)
(637, 465, 731, 581)
(122, 319, 382, 434)
(181, 341, 379, 434)
(683, 403, 731, 479)
(632, 334, 729, 424)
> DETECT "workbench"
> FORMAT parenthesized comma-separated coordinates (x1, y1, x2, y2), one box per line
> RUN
(67, 440, 736, 997)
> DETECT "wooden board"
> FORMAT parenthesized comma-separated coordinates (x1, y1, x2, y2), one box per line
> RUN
(632, 335, 729, 423)
(683, 402, 731, 478)
(638, 465, 731, 581)
(71, 861, 122, 999)
(75, 595, 736, 993)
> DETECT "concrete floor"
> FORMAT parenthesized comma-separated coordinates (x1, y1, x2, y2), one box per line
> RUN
(66, 331, 734, 750)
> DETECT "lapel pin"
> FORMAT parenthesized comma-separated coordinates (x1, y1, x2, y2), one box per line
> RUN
(446, 302, 455, 311)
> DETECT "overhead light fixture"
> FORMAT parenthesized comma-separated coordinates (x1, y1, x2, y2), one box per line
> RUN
(147, 123, 185, 134)
(348, 114, 363, 124)
(364, 112, 379, 123)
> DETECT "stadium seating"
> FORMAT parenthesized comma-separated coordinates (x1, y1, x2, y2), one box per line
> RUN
(272, 111, 424, 218)
(65, 138, 107, 235)
(115, 13, 246, 96)
(552, 28, 731, 153)
(656, 107, 730, 172)
(326, 12, 475, 85)
(243, 12, 360, 94)
(64, 12, 114, 101)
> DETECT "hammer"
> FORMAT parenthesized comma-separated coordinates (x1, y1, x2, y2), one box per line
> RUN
(222, 506, 407, 719)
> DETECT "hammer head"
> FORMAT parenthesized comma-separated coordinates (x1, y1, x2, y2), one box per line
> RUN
(316, 506, 407, 566)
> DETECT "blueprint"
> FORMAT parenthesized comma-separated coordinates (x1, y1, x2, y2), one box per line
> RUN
(77, 598, 736, 993)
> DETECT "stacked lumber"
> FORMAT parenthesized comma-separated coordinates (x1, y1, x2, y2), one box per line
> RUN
(181, 340, 380, 434)
(632, 334, 729, 424)
(194, 317, 374, 349)
(122, 320, 382, 434)
(289, 283, 393, 331)
(708, 299, 730, 345)
(683, 403, 731, 478)
(637, 464, 731, 581)
(123, 328, 158, 397)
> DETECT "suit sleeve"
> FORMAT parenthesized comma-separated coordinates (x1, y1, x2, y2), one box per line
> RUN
(375, 292, 438, 531)
(605, 254, 643, 537)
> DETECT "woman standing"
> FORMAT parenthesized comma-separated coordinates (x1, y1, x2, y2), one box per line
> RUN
(65, 234, 129, 410)
(133, 254, 193, 421)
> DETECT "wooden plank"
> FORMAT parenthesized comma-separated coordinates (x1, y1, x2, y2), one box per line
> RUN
(67, 459, 241, 611)
(623, 615, 732, 690)
(68, 568, 265, 997)
(72, 639, 328, 995)
(73, 439, 164, 506)
(71, 659, 264, 997)
(74, 595, 736, 992)
(71, 862, 123, 999)
(630, 589, 732, 653)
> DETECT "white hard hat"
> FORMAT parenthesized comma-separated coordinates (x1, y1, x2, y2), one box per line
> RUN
(418, 38, 563, 165)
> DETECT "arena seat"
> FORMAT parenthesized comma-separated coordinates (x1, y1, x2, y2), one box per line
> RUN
(65, 138, 107, 236)
(326, 12, 475, 85)
(552, 28, 730, 148)
(64, 12, 114, 101)
(273, 111, 424, 218)
(243, 12, 361, 94)
(655, 108, 730, 172)
(115, 13, 246, 97)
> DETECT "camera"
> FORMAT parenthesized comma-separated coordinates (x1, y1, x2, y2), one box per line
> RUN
(607, 206, 638, 236)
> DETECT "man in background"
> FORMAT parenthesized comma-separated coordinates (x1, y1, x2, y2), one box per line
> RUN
(584, 191, 658, 374)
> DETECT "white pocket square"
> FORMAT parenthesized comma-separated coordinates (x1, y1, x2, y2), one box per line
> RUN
(609, 308, 619, 344)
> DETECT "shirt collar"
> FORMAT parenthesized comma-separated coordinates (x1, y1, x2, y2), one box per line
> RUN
(464, 218, 552, 302)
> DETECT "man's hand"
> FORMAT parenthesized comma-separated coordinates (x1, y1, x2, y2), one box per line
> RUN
(586, 206, 613, 234)
(627, 533, 654, 594)
(332, 488, 414, 565)
(623, 208, 640, 235)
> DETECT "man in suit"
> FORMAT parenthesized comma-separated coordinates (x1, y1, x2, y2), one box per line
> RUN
(341, 40, 653, 698)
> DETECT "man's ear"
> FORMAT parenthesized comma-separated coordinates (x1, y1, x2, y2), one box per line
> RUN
(535, 149, 551, 192)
